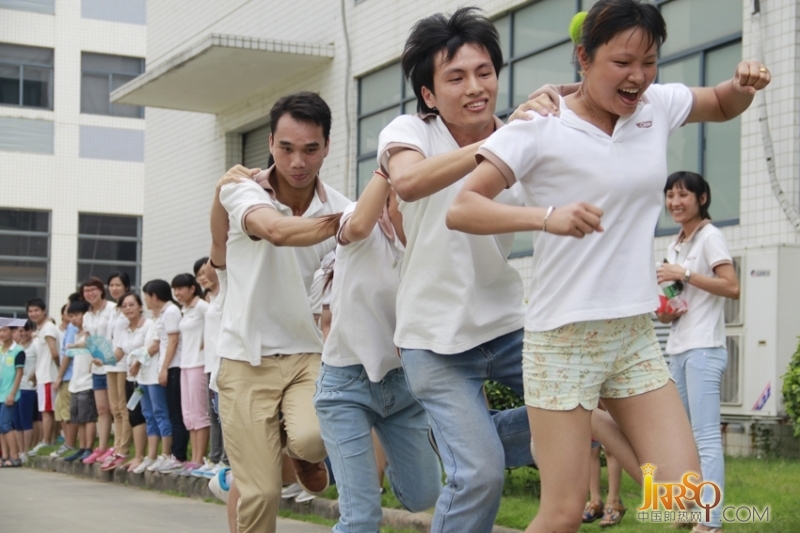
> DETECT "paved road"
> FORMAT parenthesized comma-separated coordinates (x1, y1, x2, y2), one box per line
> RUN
(0, 467, 331, 533)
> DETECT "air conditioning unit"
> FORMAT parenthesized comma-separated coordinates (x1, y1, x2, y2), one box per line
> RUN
(721, 245, 800, 419)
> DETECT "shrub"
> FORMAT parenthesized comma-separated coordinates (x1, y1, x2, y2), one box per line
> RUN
(485, 380, 525, 411)
(781, 337, 800, 437)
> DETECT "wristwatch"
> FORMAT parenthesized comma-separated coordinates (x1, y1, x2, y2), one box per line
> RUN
(683, 269, 692, 284)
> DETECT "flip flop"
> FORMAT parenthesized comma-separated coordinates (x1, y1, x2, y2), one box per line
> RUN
(583, 500, 604, 523)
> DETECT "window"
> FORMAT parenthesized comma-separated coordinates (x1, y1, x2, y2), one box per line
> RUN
(656, 0, 743, 233)
(77, 214, 141, 288)
(242, 123, 272, 170)
(81, 52, 144, 117)
(0, 209, 49, 318)
(0, 43, 54, 109)
(0, 0, 54, 15)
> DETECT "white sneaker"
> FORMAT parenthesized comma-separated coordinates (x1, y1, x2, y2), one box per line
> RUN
(157, 454, 184, 473)
(50, 444, 71, 458)
(281, 482, 303, 499)
(30, 442, 48, 455)
(191, 458, 215, 478)
(18, 452, 27, 464)
(147, 454, 168, 472)
(208, 467, 231, 503)
(203, 462, 223, 479)
(133, 456, 155, 474)
(294, 490, 316, 503)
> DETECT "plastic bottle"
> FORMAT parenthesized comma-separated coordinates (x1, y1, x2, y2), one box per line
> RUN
(658, 259, 688, 313)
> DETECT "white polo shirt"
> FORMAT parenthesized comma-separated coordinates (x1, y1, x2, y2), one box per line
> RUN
(84, 300, 116, 375)
(665, 222, 732, 354)
(322, 202, 404, 382)
(478, 83, 694, 332)
(378, 114, 525, 354)
(137, 318, 160, 386)
(19, 340, 38, 391)
(205, 270, 226, 392)
(115, 318, 153, 382)
(107, 307, 129, 373)
(35, 321, 60, 384)
(218, 167, 351, 366)
(157, 301, 183, 371)
(180, 298, 209, 369)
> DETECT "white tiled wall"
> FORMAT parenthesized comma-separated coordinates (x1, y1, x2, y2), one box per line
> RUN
(0, 2, 146, 313)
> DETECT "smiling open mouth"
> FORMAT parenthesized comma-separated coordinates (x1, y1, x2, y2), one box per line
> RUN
(618, 88, 640, 104)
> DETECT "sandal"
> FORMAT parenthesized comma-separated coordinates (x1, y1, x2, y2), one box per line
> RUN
(8, 458, 23, 467)
(600, 500, 626, 527)
(583, 500, 604, 523)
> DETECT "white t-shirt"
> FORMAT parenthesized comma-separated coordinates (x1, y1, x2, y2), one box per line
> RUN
(156, 301, 183, 371)
(322, 203, 404, 382)
(35, 321, 60, 384)
(107, 307, 129, 372)
(665, 223, 732, 354)
(19, 340, 38, 391)
(180, 298, 208, 369)
(115, 318, 153, 382)
(137, 318, 160, 386)
(478, 83, 694, 332)
(309, 250, 335, 316)
(204, 271, 225, 389)
(378, 114, 525, 354)
(83, 301, 116, 375)
(68, 331, 93, 393)
(217, 169, 351, 366)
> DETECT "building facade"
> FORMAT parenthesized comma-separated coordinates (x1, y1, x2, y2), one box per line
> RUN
(114, 0, 800, 433)
(0, 0, 147, 317)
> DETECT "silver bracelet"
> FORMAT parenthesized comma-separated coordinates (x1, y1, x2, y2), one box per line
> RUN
(542, 206, 555, 233)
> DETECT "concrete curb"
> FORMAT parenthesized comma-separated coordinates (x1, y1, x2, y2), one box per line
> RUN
(28, 456, 522, 533)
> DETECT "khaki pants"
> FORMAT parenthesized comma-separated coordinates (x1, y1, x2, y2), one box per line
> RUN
(107, 371, 132, 455)
(54, 382, 71, 422)
(218, 354, 326, 533)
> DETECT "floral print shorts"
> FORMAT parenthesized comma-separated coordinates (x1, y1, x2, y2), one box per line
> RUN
(522, 314, 671, 411)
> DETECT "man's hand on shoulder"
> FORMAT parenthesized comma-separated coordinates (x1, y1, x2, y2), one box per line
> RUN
(216, 165, 261, 192)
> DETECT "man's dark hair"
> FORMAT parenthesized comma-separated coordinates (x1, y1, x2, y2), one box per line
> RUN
(26, 298, 46, 311)
(269, 91, 332, 141)
(67, 300, 90, 315)
(402, 7, 503, 115)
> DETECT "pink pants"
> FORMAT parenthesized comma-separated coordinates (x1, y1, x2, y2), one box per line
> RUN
(180, 366, 211, 430)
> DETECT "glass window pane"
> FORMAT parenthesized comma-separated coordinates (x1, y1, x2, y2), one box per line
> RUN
(0, 209, 49, 232)
(78, 238, 138, 262)
(704, 42, 742, 222)
(360, 63, 402, 115)
(110, 74, 141, 117)
(82, 52, 143, 75)
(402, 100, 417, 115)
(512, 42, 574, 106)
(0, 65, 21, 105)
(497, 67, 510, 113)
(79, 215, 139, 237)
(81, 73, 110, 115)
(78, 263, 138, 286)
(21, 66, 52, 108)
(495, 15, 511, 61)
(0, 43, 53, 66)
(510, 231, 533, 257)
(0, 235, 48, 257)
(0, 259, 47, 284)
(581, 0, 601, 9)
(403, 74, 414, 101)
(660, 0, 742, 58)
(0, 285, 47, 309)
(358, 106, 400, 155)
(513, 0, 575, 57)
(357, 158, 378, 197)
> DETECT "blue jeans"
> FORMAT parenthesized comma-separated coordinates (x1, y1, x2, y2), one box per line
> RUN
(400, 328, 532, 533)
(0, 403, 14, 434)
(670, 347, 727, 528)
(314, 364, 441, 533)
(13, 390, 37, 431)
(139, 384, 172, 438)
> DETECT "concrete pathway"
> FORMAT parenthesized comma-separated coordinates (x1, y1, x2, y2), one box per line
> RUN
(0, 467, 330, 533)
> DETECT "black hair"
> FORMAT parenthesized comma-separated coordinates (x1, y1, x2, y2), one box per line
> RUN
(142, 279, 177, 305)
(578, 0, 667, 62)
(26, 298, 46, 311)
(79, 277, 106, 300)
(23, 319, 36, 332)
(67, 300, 90, 315)
(664, 171, 712, 220)
(171, 273, 203, 302)
(402, 7, 503, 115)
(68, 292, 82, 303)
(107, 271, 131, 292)
(270, 91, 332, 141)
(118, 291, 143, 309)
(60, 304, 68, 316)
(193, 257, 209, 276)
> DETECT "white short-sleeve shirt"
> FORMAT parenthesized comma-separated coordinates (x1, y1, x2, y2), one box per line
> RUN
(478, 83, 694, 332)
(137, 318, 160, 385)
(106, 307, 129, 372)
(35, 321, 60, 384)
(205, 270, 226, 391)
(83, 301, 116, 375)
(378, 114, 526, 354)
(322, 203, 404, 382)
(68, 332, 93, 393)
(117, 318, 153, 382)
(217, 168, 351, 366)
(665, 223, 732, 354)
(19, 340, 38, 391)
(180, 298, 208, 369)
(309, 250, 335, 316)
(157, 301, 183, 371)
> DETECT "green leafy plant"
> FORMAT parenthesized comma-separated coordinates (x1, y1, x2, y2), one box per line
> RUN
(484, 380, 525, 411)
(781, 337, 800, 437)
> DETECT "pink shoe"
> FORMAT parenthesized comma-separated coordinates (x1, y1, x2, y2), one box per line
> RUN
(97, 448, 115, 463)
(100, 454, 127, 472)
(82, 448, 106, 465)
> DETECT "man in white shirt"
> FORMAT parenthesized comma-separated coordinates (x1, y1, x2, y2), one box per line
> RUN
(209, 91, 350, 533)
(26, 298, 60, 448)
